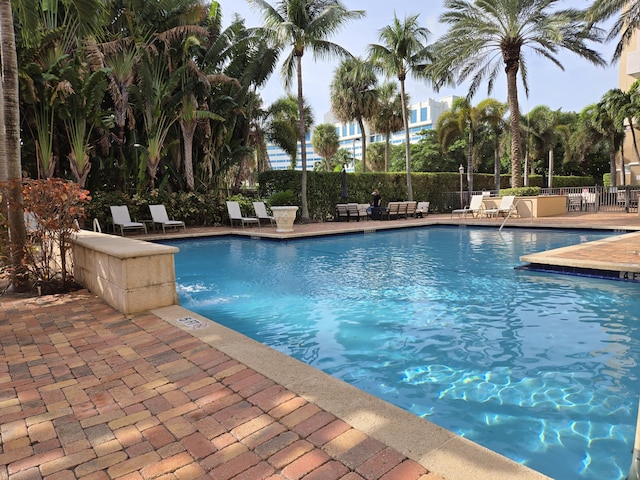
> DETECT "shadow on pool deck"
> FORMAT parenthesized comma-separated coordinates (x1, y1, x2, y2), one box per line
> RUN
(2, 210, 639, 480)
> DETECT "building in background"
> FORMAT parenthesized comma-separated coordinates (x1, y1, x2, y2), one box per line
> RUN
(617, 33, 640, 185)
(266, 96, 457, 171)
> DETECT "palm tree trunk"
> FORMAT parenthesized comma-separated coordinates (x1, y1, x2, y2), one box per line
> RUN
(181, 119, 197, 190)
(505, 66, 522, 188)
(358, 117, 367, 173)
(467, 128, 473, 194)
(385, 133, 390, 172)
(628, 118, 640, 163)
(548, 148, 554, 189)
(399, 79, 413, 201)
(1, 0, 27, 290)
(296, 55, 309, 221)
(609, 133, 617, 187)
(494, 140, 500, 192)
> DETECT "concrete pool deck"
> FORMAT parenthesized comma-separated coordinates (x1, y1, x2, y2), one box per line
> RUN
(1, 211, 639, 480)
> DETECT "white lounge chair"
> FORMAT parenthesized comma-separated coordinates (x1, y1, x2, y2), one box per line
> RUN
(451, 195, 484, 218)
(226, 201, 259, 228)
(416, 202, 430, 217)
(253, 201, 276, 226)
(149, 204, 186, 233)
(110, 205, 147, 235)
(485, 195, 516, 217)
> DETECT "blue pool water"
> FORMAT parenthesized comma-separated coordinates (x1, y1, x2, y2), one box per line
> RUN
(163, 227, 640, 480)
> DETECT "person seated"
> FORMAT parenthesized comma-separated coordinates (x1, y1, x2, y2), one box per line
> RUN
(371, 189, 382, 220)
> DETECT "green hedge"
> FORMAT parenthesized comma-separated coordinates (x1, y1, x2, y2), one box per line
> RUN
(86, 190, 222, 230)
(258, 170, 511, 219)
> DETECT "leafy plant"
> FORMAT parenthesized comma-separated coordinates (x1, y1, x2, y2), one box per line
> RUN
(16, 179, 90, 293)
(268, 190, 297, 206)
(499, 187, 541, 196)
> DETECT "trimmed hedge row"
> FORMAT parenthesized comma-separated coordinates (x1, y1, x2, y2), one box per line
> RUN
(84, 172, 596, 227)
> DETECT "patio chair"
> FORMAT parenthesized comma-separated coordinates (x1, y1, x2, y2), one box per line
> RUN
(110, 205, 147, 235)
(385, 202, 401, 220)
(451, 195, 484, 218)
(336, 204, 349, 222)
(226, 201, 259, 228)
(405, 201, 417, 218)
(347, 203, 361, 221)
(253, 201, 276, 226)
(149, 204, 186, 234)
(485, 195, 516, 218)
(416, 202, 430, 217)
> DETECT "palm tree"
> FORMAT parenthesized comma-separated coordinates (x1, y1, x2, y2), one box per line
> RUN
(437, 97, 482, 193)
(367, 82, 405, 172)
(588, 0, 640, 61)
(266, 94, 314, 170)
(526, 106, 563, 188)
(368, 13, 434, 201)
(329, 57, 378, 172)
(0, 0, 27, 289)
(311, 123, 340, 171)
(477, 98, 507, 191)
(433, 0, 606, 188)
(248, 0, 364, 221)
(592, 93, 626, 185)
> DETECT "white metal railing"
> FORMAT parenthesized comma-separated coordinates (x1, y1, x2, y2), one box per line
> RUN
(93, 218, 102, 233)
(499, 199, 533, 232)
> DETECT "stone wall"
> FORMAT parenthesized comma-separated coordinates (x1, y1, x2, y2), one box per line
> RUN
(72, 231, 179, 315)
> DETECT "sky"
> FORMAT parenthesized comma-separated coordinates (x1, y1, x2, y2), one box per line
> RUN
(222, 0, 619, 121)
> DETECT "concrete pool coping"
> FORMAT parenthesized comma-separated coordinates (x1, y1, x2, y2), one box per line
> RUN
(151, 304, 551, 480)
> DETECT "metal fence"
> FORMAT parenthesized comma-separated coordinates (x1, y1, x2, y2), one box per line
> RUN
(542, 186, 639, 214)
(437, 186, 639, 214)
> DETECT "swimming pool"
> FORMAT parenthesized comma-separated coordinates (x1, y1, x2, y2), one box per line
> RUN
(164, 226, 640, 480)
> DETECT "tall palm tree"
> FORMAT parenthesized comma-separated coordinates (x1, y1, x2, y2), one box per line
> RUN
(0, 0, 27, 289)
(367, 82, 405, 172)
(329, 57, 378, 172)
(433, 0, 606, 188)
(248, 0, 364, 221)
(368, 13, 434, 201)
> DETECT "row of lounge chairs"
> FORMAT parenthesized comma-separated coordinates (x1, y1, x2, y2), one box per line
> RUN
(336, 201, 429, 222)
(226, 201, 276, 228)
(451, 195, 516, 218)
(110, 204, 186, 235)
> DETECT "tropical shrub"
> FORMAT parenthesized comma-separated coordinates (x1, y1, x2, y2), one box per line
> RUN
(10, 179, 91, 293)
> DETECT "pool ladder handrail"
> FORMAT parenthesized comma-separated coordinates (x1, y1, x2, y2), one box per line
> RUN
(499, 199, 533, 232)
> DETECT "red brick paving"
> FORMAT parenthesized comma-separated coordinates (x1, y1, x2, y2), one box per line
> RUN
(0, 290, 439, 480)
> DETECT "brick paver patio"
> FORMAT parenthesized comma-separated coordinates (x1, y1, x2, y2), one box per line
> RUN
(0, 289, 439, 480)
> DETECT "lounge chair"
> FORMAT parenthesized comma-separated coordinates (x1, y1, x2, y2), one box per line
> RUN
(336, 204, 349, 222)
(451, 195, 484, 218)
(347, 203, 361, 221)
(226, 201, 259, 228)
(386, 202, 401, 219)
(416, 202, 430, 217)
(149, 204, 186, 233)
(253, 201, 275, 226)
(404, 201, 417, 218)
(110, 205, 147, 235)
(484, 195, 516, 218)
